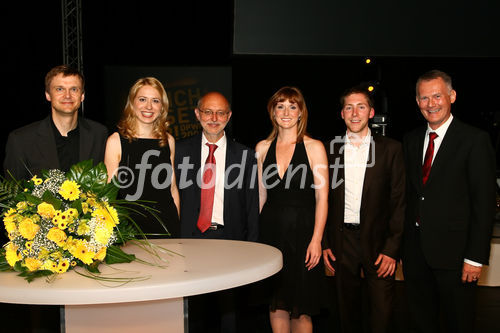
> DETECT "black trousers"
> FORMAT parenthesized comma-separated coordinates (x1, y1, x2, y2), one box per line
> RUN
(402, 228, 477, 333)
(335, 227, 395, 333)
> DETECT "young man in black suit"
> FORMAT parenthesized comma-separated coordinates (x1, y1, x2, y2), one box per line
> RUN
(174, 91, 259, 332)
(402, 70, 497, 333)
(322, 86, 406, 333)
(4, 65, 108, 179)
(2, 65, 108, 332)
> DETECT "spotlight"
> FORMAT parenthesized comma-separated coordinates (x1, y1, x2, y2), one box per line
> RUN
(365, 58, 372, 64)
(368, 85, 375, 92)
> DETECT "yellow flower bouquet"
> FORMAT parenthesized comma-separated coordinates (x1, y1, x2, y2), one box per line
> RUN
(0, 160, 154, 282)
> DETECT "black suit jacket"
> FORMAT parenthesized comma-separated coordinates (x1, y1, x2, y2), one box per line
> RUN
(323, 134, 406, 264)
(174, 133, 259, 241)
(3, 116, 108, 179)
(402, 118, 496, 270)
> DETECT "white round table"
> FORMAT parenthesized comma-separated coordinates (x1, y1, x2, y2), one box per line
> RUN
(0, 239, 283, 333)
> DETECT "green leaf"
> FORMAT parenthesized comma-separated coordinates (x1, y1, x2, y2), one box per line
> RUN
(18, 270, 54, 283)
(66, 160, 94, 184)
(105, 245, 136, 264)
(22, 193, 43, 206)
(71, 200, 84, 215)
(66, 160, 111, 195)
(85, 261, 101, 274)
(41, 191, 62, 210)
(99, 182, 119, 201)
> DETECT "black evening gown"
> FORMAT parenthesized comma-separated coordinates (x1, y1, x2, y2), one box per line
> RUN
(118, 135, 180, 238)
(259, 139, 323, 318)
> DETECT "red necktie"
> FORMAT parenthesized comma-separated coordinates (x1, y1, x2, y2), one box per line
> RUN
(197, 143, 217, 233)
(422, 132, 438, 185)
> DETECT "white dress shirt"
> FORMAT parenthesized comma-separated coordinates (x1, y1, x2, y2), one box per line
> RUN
(421, 114, 480, 267)
(422, 114, 453, 165)
(344, 130, 372, 224)
(201, 133, 227, 225)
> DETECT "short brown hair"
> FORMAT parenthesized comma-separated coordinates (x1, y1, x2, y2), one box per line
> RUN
(45, 65, 84, 92)
(340, 85, 374, 109)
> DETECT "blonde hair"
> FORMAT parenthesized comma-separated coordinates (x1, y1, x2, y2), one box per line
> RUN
(117, 77, 170, 147)
(266, 86, 308, 142)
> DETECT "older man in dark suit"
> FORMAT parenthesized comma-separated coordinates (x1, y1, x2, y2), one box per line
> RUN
(175, 91, 259, 333)
(322, 86, 406, 333)
(402, 70, 496, 333)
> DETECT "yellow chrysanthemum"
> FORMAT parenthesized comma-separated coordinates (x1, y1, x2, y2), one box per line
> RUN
(4, 221, 16, 234)
(92, 203, 119, 229)
(59, 180, 81, 201)
(24, 257, 43, 271)
(46, 227, 67, 246)
(37, 202, 56, 219)
(5, 243, 21, 267)
(56, 259, 70, 273)
(71, 240, 95, 265)
(31, 176, 43, 185)
(94, 247, 107, 261)
(18, 218, 40, 240)
(70, 260, 77, 267)
(25, 241, 33, 249)
(3, 208, 17, 223)
(94, 225, 112, 245)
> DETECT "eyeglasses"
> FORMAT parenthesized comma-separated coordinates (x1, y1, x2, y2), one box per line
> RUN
(198, 109, 230, 119)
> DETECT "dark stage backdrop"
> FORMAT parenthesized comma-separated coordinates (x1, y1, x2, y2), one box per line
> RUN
(1, 0, 498, 168)
(234, 0, 500, 57)
(103, 66, 232, 140)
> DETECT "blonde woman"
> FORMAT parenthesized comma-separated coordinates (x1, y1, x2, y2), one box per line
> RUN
(104, 77, 180, 237)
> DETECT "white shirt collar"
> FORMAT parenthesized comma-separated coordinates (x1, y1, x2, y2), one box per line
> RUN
(426, 114, 453, 138)
(201, 132, 227, 150)
(345, 128, 372, 147)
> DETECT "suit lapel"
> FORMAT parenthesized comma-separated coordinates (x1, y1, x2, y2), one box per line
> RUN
(193, 134, 203, 207)
(425, 119, 459, 186)
(79, 118, 93, 162)
(411, 127, 426, 192)
(223, 137, 237, 226)
(329, 138, 345, 219)
(36, 117, 60, 169)
(360, 135, 376, 213)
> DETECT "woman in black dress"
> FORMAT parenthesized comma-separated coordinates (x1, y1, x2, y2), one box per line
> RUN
(255, 86, 329, 333)
(104, 77, 180, 237)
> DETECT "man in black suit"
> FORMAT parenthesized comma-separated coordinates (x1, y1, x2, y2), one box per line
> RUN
(402, 70, 496, 333)
(322, 86, 406, 333)
(2, 65, 108, 332)
(4, 65, 108, 179)
(175, 91, 259, 332)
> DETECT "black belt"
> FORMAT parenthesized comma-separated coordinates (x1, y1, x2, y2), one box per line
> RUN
(344, 223, 360, 230)
(209, 223, 224, 230)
